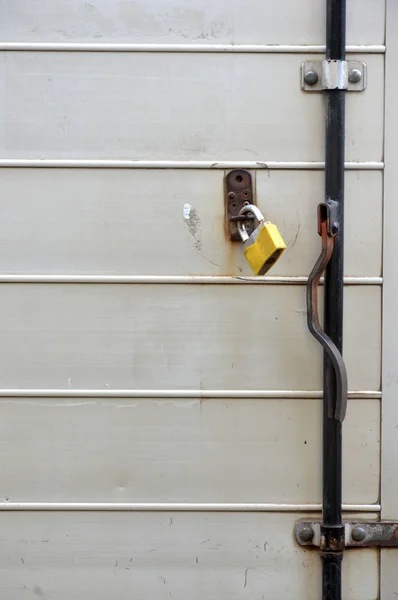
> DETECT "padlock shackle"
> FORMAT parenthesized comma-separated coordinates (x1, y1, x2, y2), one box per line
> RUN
(237, 204, 265, 242)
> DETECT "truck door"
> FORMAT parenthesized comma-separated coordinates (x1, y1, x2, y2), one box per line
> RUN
(0, 1, 388, 598)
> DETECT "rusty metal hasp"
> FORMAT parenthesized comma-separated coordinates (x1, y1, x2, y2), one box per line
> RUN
(307, 200, 348, 422)
(296, 520, 398, 549)
(225, 169, 256, 241)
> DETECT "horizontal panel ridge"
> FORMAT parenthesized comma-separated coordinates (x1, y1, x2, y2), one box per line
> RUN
(0, 43, 386, 53)
(0, 389, 381, 398)
(0, 276, 382, 285)
(0, 502, 381, 512)
(0, 160, 384, 170)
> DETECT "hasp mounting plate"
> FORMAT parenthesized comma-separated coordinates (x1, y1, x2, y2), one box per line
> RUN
(225, 169, 256, 242)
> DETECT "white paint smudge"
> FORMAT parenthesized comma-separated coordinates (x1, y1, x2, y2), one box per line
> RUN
(183, 203, 192, 220)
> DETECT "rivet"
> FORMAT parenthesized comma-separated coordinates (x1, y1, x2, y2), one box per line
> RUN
(299, 526, 314, 543)
(304, 71, 319, 85)
(348, 69, 362, 84)
(352, 526, 366, 542)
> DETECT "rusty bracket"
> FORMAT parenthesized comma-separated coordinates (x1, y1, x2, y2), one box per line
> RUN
(296, 520, 398, 549)
(225, 169, 256, 241)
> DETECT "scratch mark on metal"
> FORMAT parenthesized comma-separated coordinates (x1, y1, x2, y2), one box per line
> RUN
(289, 222, 301, 250)
(244, 567, 251, 588)
(244, 567, 270, 587)
(199, 253, 220, 268)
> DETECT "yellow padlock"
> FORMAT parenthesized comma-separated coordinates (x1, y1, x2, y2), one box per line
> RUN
(237, 205, 286, 276)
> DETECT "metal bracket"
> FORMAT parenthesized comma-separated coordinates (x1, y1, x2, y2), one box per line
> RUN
(301, 60, 367, 92)
(296, 520, 398, 548)
(225, 169, 256, 242)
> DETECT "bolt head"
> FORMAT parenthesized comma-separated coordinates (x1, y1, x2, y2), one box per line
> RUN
(348, 69, 362, 84)
(299, 526, 314, 543)
(304, 70, 319, 86)
(228, 192, 236, 200)
(352, 526, 366, 542)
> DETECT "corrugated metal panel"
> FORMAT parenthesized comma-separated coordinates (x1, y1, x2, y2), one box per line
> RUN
(1, 0, 385, 45)
(0, 398, 379, 504)
(0, 512, 378, 600)
(0, 284, 380, 391)
(0, 53, 384, 162)
(0, 169, 382, 277)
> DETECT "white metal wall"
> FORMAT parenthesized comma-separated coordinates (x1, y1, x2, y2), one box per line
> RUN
(0, 1, 385, 598)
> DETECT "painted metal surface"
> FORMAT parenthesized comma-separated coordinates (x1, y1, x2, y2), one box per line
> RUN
(1, 0, 385, 45)
(0, 512, 379, 600)
(0, 285, 380, 390)
(0, 0, 387, 596)
(0, 398, 379, 504)
(0, 53, 384, 162)
(0, 170, 382, 276)
(381, 0, 398, 596)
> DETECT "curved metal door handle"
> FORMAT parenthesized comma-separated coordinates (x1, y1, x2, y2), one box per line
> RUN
(307, 202, 348, 422)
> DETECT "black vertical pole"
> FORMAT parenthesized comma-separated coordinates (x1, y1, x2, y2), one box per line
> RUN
(322, 1, 346, 599)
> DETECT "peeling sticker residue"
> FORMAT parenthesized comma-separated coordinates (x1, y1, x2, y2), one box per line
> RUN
(183, 203, 192, 219)
(183, 204, 202, 251)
